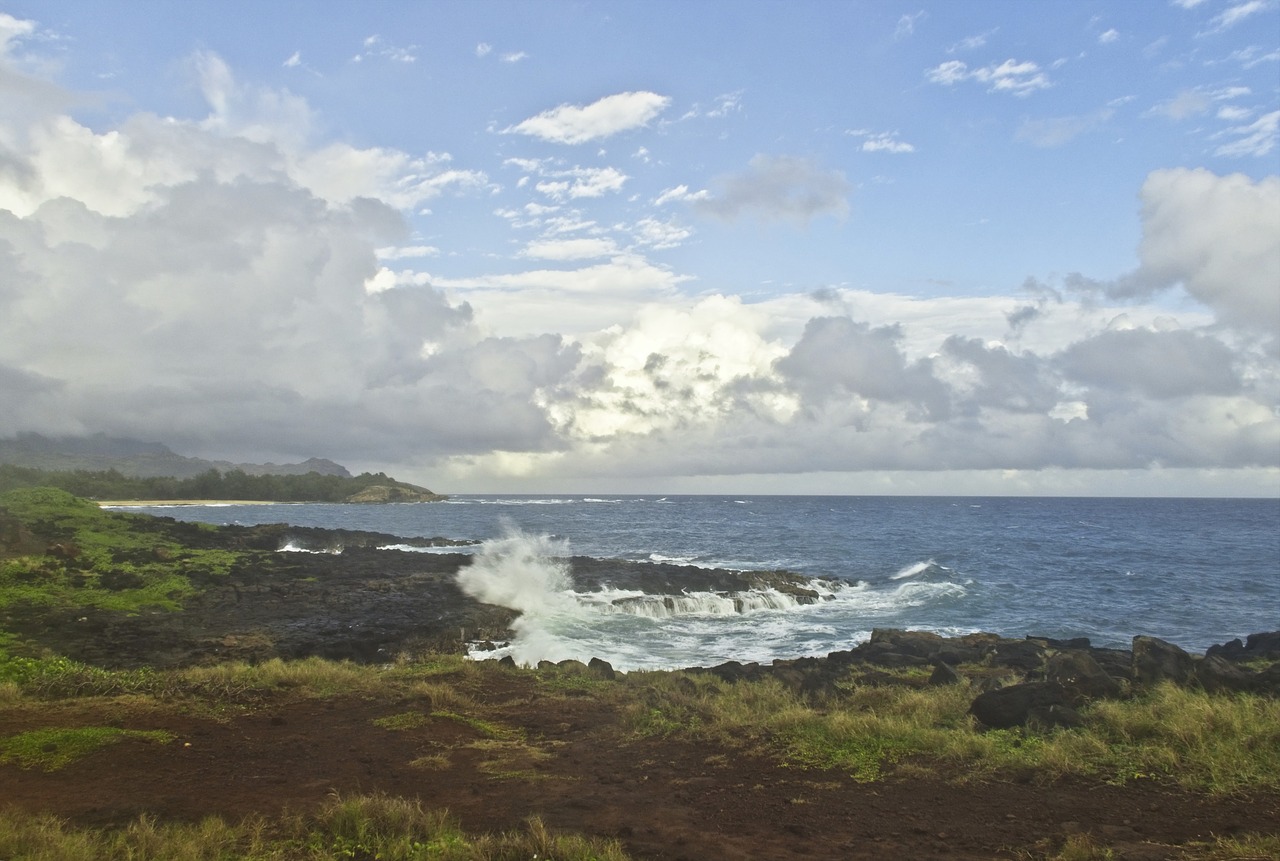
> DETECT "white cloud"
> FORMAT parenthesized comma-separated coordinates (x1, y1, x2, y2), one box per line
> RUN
(1149, 86, 1251, 121)
(292, 144, 490, 210)
(1111, 169, 1280, 338)
(548, 166, 627, 200)
(283, 51, 301, 68)
(947, 30, 997, 53)
(505, 91, 671, 144)
(0, 12, 36, 55)
(926, 58, 1050, 96)
(2, 26, 1277, 491)
(654, 184, 710, 206)
(520, 237, 619, 260)
(1202, 1, 1268, 34)
(376, 245, 440, 260)
(627, 217, 692, 250)
(895, 11, 926, 39)
(355, 35, 416, 64)
(1098, 28, 1120, 44)
(501, 51, 528, 63)
(1214, 109, 1279, 157)
(848, 129, 916, 153)
(475, 43, 492, 57)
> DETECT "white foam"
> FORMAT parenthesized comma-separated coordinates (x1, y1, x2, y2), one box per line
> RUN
(279, 541, 342, 554)
(377, 543, 476, 554)
(891, 559, 935, 580)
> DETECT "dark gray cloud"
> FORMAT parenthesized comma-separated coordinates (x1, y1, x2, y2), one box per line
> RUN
(1058, 328, 1241, 400)
(775, 316, 950, 421)
(940, 336, 1060, 414)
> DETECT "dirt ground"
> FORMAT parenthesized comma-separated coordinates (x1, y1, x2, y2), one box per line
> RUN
(1, 672, 1277, 861)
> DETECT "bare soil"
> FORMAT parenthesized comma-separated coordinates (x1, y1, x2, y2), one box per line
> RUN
(2, 671, 1276, 860)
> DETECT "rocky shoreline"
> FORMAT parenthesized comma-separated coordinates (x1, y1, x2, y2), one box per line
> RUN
(3, 509, 1277, 728)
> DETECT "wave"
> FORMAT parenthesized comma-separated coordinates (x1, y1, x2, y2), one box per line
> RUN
(377, 543, 476, 554)
(278, 541, 341, 554)
(456, 528, 971, 668)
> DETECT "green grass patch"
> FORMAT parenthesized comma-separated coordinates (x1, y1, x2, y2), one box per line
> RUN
(0, 488, 245, 623)
(430, 710, 521, 741)
(615, 668, 1280, 794)
(373, 710, 430, 731)
(0, 726, 174, 771)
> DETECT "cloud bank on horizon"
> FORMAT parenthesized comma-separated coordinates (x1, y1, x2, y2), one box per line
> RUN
(0, 2, 1277, 495)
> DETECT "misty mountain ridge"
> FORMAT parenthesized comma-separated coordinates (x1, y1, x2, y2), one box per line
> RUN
(0, 433, 353, 480)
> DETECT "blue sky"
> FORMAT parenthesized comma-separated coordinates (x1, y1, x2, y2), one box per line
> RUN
(1, 1, 1277, 495)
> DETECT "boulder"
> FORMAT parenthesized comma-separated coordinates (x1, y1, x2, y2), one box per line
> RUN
(1245, 631, 1280, 660)
(1027, 703, 1084, 729)
(1132, 636, 1195, 687)
(587, 657, 617, 680)
(1045, 650, 1122, 702)
(969, 681, 1068, 729)
(707, 660, 763, 684)
(868, 628, 946, 659)
(988, 639, 1047, 672)
(928, 661, 962, 686)
(1193, 654, 1254, 694)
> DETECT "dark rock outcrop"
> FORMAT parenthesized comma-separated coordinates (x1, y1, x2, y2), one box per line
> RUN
(969, 682, 1069, 729)
(1132, 636, 1196, 686)
(1045, 650, 1123, 703)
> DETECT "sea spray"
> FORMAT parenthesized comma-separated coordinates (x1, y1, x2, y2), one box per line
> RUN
(891, 559, 935, 579)
(455, 527, 579, 666)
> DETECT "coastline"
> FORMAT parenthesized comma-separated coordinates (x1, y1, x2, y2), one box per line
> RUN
(95, 499, 281, 507)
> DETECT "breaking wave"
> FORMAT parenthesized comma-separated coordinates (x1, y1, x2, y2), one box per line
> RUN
(456, 528, 970, 670)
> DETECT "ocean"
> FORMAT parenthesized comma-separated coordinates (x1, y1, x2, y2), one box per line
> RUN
(121, 496, 1280, 671)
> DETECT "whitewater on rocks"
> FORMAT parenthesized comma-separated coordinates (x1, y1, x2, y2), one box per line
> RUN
(108, 494, 1279, 674)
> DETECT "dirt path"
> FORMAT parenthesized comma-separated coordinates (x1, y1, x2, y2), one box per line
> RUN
(1, 674, 1276, 860)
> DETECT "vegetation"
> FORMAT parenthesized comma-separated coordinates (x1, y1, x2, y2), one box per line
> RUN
(0, 488, 1275, 859)
(0, 463, 438, 503)
(0, 793, 632, 861)
(0, 652, 1274, 858)
(0, 727, 174, 771)
(0, 488, 242, 626)
(614, 667, 1280, 795)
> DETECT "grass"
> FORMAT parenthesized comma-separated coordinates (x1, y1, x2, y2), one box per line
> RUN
(0, 792, 633, 860)
(614, 668, 1280, 794)
(0, 487, 243, 619)
(0, 726, 174, 771)
(0, 654, 1275, 857)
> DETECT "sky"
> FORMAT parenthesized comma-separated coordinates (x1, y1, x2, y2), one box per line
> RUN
(0, 1, 1278, 496)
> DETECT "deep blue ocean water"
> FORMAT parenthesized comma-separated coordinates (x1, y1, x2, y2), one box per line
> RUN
(122, 496, 1280, 670)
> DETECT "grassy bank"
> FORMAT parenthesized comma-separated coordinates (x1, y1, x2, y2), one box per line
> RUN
(2, 489, 1277, 859)
(0, 654, 1277, 859)
(2, 651, 1278, 792)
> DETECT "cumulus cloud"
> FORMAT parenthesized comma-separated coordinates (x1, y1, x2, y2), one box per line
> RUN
(1058, 328, 1242, 399)
(1, 27, 1276, 489)
(776, 317, 950, 421)
(505, 91, 671, 144)
(0, 46, 576, 463)
(693, 154, 850, 224)
(1108, 169, 1280, 339)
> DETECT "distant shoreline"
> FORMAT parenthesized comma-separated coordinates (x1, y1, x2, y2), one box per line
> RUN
(96, 499, 281, 507)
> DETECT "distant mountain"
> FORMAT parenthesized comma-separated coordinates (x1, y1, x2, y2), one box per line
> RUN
(0, 433, 353, 480)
